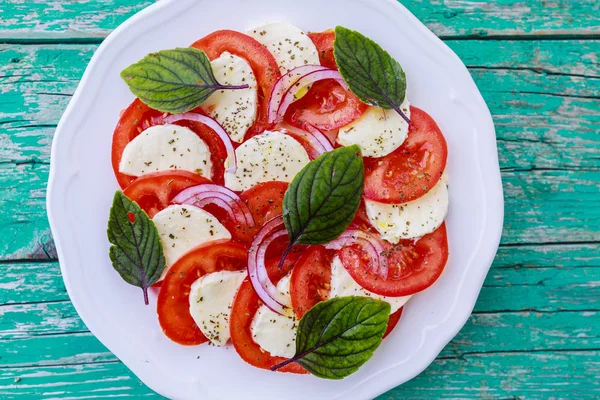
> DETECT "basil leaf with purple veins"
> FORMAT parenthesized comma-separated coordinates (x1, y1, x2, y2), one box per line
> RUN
(107, 191, 165, 305)
(121, 47, 249, 114)
(334, 26, 410, 124)
(271, 296, 391, 379)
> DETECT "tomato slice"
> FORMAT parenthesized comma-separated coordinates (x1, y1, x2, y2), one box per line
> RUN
(191, 30, 281, 139)
(308, 30, 337, 69)
(383, 308, 403, 339)
(283, 30, 366, 131)
(229, 257, 307, 374)
(157, 241, 248, 346)
(240, 181, 288, 229)
(339, 223, 449, 297)
(111, 100, 162, 188)
(111, 100, 229, 188)
(123, 171, 210, 218)
(284, 79, 367, 132)
(233, 181, 289, 247)
(290, 246, 333, 319)
(364, 106, 448, 203)
(290, 245, 406, 339)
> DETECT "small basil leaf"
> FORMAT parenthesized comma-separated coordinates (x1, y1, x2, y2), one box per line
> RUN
(120, 47, 248, 114)
(107, 191, 165, 305)
(333, 26, 410, 123)
(272, 297, 391, 379)
(283, 145, 364, 246)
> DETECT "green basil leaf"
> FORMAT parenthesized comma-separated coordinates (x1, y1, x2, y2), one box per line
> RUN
(334, 26, 410, 123)
(272, 297, 391, 379)
(107, 191, 165, 305)
(283, 145, 364, 246)
(120, 47, 248, 114)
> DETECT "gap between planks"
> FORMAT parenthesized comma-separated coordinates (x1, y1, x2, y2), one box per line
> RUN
(2, 33, 600, 45)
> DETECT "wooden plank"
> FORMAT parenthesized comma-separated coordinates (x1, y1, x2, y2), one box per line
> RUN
(3, 243, 599, 308)
(0, 351, 598, 399)
(438, 311, 600, 358)
(475, 265, 600, 313)
(6, 162, 598, 260)
(0, 41, 599, 256)
(0, 250, 597, 366)
(0, 1, 598, 39)
(0, 164, 53, 260)
(0, 333, 114, 368)
(501, 170, 600, 244)
(0, 301, 85, 339)
(0, 362, 159, 399)
(381, 351, 600, 399)
(2, 42, 599, 170)
(0, 308, 597, 367)
(0, 262, 64, 304)
(1, 165, 599, 258)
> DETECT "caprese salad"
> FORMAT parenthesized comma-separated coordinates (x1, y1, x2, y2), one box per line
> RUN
(107, 23, 449, 380)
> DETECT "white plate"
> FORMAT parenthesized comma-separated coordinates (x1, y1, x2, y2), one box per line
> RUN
(47, 0, 504, 399)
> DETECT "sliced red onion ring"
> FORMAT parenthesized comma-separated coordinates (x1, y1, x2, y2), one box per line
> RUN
(268, 65, 329, 124)
(172, 184, 255, 227)
(326, 229, 389, 279)
(248, 216, 291, 315)
(274, 69, 348, 124)
(281, 124, 334, 159)
(152, 113, 237, 174)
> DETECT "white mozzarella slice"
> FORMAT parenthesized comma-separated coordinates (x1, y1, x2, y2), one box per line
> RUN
(224, 130, 310, 191)
(337, 100, 411, 158)
(248, 22, 320, 74)
(200, 52, 258, 143)
(329, 256, 411, 313)
(365, 175, 449, 243)
(119, 124, 212, 178)
(250, 275, 297, 358)
(189, 270, 246, 346)
(152, 204, 231, 278)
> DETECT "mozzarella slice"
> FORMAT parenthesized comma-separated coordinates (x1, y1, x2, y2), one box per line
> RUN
(250, 275, 297, 358)
(248, 22, 320, 74)
(152, 205, 231, 278)
(224, 130, 310, 191)
(330, 256, 411, 313)
(365, 175, 449, 243)
(189, 270, 246, 346)
(119, 124, 212, 178)
(337, 100, 411, 158)
(200, 52, 257, 143)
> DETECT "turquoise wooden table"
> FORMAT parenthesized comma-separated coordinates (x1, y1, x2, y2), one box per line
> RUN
(1, 1, 599, 398)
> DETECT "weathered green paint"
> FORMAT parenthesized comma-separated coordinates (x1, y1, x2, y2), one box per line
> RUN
(1, 352, 599, 399)
(1, 0, 599, 398)
(2, 162, 598, 261)
(0, 0, 598, 39)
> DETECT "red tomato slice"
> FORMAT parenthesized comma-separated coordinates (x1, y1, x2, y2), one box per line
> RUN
(308, 30, 337, 69)
(111, 100, 229, 188)
(123, 171, 210, 218)
(111, 100, 161, 188)
(284, 79, 367, 132)
(364, 106, 448, 203)
(290, 246, 406, 339)
(229, 258, 307, 374)
(290, 246, 333, 319)
(157, 241, 248, 346)
(240, 181, 288, 229)
(191, 30, 281, 139)
(383, 308, 403, 339)
(339, 223, 449, 297)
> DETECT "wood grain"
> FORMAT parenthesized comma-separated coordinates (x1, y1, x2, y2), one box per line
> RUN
(0, 0, 598, 40)
(1, 0, 599, 398)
